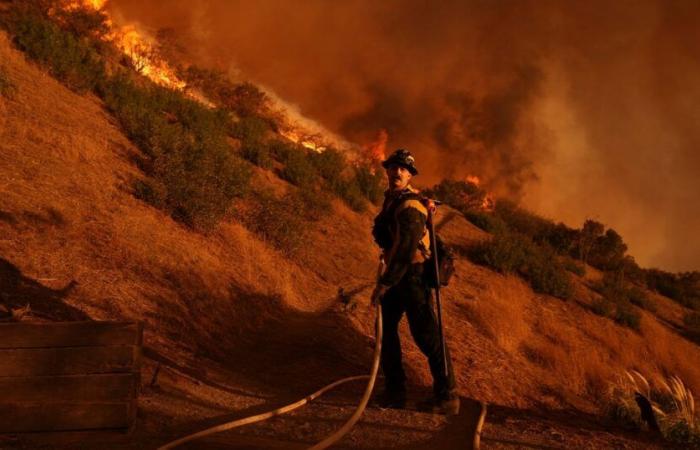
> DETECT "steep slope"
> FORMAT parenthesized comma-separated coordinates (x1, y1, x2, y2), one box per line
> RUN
(1, 28, 699, 449)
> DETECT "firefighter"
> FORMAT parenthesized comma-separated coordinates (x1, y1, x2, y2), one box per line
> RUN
(370, 149, 459, 415)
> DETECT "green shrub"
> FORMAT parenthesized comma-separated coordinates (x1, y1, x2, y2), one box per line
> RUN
(494, 200, 553, 241)
(0, 66, 15, 98)
(100, 75, 250, 229)
(563, 258, 586, 276)
(627, 286, 655, 312)
(332, 178, 367, 212)
(526, 249, 574, 299)
(469, 232, 572, 299)
(664, 420, 700, 448)
(292, 186, 332, 222)
(591, 275, 643, 330)
(470, 232, 529, 274)
(6, 8, 104, 93)
(309, 147, 346, 185)
(465, 211, 507, 234)
(241, 140, 273, 169)
(267, 140, 318, 188)
(591, 298, 616, 318)
(238, 190, 306, 254)
(645, 269, 700, 310)
(614, 302, 641, 330)
(230, 115, 271, 144)
(685, 312, 700, 343)
(354, 164, 385, 205)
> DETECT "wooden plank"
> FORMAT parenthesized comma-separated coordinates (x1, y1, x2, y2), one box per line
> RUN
(0, 402, 132, 432)
(0, 374, 137, 402)
(0, 346, 136, 376)
(0, 322, 141, 348)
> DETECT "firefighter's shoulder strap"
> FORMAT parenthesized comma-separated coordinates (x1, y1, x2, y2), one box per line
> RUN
(392, 192, 431, 261)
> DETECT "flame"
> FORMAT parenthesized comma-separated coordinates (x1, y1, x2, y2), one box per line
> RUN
(362, 129, 388, 164)
(461, 174, 495, 211)
(114, 25, 187, 90)
(280, 129, 326, 152)
(465, 174, 481, 186)
(68, 0, 199, 95)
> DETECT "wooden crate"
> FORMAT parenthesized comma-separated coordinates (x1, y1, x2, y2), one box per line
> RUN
(0, 321, 142, 433)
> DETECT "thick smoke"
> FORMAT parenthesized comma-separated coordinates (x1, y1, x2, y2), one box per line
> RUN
(110, 0, 700, 271)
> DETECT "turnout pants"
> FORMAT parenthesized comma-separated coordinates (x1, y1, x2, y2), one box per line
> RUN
(380, 264, 456, 399)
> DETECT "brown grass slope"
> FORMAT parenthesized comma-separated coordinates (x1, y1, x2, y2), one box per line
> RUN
(1, 29, 698, 448)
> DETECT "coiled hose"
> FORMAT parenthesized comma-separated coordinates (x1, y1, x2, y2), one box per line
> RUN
(157, 302, 383, 450)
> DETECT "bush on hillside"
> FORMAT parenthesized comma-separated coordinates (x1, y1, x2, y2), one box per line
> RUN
(563, 258, 586, 276)
(4, 7, 104, 93)
(231, 116, 274, 169)
(182, 67, 273, 120)
(685, 312, 700, 342)
(237, 190, 306, 255)
(469, 232, 572, 299)
(236, 186, 331, 255)
(0, 66, 15, 98)
(268, 140, 319, 188)
(354, 164, 385, 205)
(100, 75, 250, 229)
(592, 274, 643, 330)
(645, 269, 700, 310)
(51, 1, 110, 39)
(464, 210, 507, 234)
(309, 147, 346, 187)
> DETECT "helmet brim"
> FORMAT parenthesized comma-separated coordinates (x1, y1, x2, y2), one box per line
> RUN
(381, 160, 418, 176)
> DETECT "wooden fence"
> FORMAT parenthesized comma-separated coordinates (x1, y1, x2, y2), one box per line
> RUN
(0, 321, 142, 433)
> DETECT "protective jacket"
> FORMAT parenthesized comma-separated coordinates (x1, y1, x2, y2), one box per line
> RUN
(372, 185, 430, 287)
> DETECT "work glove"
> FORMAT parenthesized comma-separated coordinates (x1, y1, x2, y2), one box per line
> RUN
(370, 283, 388, 306)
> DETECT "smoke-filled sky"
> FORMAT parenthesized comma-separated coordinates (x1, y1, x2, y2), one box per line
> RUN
(111, 0, 700, 271)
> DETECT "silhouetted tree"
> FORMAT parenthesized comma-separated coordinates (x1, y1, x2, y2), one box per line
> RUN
(577, 219, 604, 265)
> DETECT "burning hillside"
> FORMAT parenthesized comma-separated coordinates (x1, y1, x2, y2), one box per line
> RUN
(107, 0, 700, 272)
(2, 1, 700, 448)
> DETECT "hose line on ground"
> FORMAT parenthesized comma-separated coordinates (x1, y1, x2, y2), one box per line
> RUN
(157, 302, 383, 450)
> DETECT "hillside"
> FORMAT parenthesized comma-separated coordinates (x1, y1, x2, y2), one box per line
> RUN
(1, 25, 700, 450)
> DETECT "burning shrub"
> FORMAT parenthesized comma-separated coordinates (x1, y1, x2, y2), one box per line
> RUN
(0, 66, 15, 98)
(427, 179, 489, 213)
(3, 6, 104, 93)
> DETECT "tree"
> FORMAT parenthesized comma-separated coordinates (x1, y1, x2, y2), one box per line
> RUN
(590, 228, 627, 270)
(577, 219, 604, 265)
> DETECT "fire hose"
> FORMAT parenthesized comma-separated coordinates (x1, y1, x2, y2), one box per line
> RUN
(157, 284, 384, 449)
